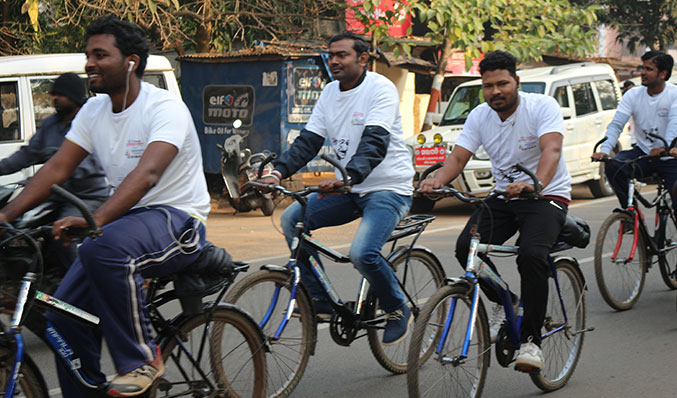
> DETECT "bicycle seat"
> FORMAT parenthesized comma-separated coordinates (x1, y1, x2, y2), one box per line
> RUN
(556, 215, 590, 249)
(172, 241, 235, 314)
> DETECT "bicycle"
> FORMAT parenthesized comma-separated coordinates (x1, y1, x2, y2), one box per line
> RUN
(592, 135, 677, 310)
(0, 184, 267, 397)
(407, 163, 591, 398)
(224, 154, 446, 398)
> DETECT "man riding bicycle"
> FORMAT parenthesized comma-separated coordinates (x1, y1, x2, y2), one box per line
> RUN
(591, 50, 677, 213)
(258, 31, 415, 345)
(0, 16, 210, 397)
(420, 50, 571, 372)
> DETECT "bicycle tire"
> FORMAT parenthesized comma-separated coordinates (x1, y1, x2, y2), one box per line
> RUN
(151, 305, 267, 398)
(225, 269, 316, 398)
(658, 209, 677, 290)
(407, 284, 490, 398)
(530, 258, 586, 392)
(0, 348, 50, 397)
(366, 249, 445, 373)
(594, 212, 647, 310)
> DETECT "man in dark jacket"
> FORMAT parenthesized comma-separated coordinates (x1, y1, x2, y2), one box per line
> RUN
(0, 73, 110, 268)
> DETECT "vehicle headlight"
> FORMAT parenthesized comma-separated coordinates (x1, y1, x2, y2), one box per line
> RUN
(433, 133, 443, 144)
(474, 145, 490, 160)
(417, 134, 426, 144)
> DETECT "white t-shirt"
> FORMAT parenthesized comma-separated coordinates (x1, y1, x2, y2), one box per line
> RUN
(600, 83, 677, 154)
(66, 82, 211, 221)
(455, 92, 571, 199)
(305, 72, 414, 195)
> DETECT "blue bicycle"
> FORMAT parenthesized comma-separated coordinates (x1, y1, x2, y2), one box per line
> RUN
(407, 164, 592, 398)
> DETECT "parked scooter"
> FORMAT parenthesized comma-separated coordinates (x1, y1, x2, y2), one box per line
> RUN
(217, 126, 276, 216)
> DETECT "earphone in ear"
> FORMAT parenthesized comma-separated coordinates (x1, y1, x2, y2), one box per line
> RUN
(128, 60, 135, 72)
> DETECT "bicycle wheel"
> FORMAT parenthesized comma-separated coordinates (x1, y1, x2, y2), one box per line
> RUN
(594, 212, 647, 310)
(225, 269, 316, 398)
(367, 249, 445, 373)
(658, 209, 677, 289)
(407, 284, 490, 398)
(0, 349, 50, 397)
(530, 258, 586, 392)
(152, 305, 267, 398)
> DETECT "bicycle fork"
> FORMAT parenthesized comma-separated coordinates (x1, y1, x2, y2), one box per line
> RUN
(4, 272, 34, 398)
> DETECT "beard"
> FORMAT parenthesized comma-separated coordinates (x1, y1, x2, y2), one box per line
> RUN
(488, 92, 519, 113)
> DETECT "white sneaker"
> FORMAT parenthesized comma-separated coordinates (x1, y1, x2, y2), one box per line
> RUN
(488, 304, 505, 343)
(514, 340, 543, 373)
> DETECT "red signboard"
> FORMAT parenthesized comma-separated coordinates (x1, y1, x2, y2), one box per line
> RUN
(345, 0, 411, 36)
(414, 146, 447, 166)
(445, 52, 482, 75)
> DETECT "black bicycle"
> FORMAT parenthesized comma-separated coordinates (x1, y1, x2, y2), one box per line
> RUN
(224, 154, 446, 398)
(0, 185, 267, 397)
(592, 135, 677, 310)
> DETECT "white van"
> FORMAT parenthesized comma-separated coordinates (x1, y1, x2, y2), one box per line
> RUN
(407, 62, 631, 211)
(0, 53, 180, 184)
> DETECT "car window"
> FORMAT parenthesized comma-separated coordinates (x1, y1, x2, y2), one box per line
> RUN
(571, 82, 597, 116)
(143, 73, 167, 90)
(594, 79, 618, 110)
(0, 81, 20, 142)
(440, 85, 484, 126)
(31, 77, 91, 129)
(553, 86, 569, 107)
(520, 82, 545, 94)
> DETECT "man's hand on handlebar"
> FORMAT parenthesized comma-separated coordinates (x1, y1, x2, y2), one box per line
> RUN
(53, 216, 89, 246)
(418, 177, 445, 194)
(670, 148, 677, 158)
(317, 177, 347, 199)
(255, 175, 279, 194)
(591, 152, 609, 162)
(649, 147, 666, 157)
(505, 181, 535, 199)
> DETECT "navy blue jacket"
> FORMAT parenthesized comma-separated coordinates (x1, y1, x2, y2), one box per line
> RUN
(0, 114, 110, 200)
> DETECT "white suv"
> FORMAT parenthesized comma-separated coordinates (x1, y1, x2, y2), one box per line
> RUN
(407, 62, 630, 212)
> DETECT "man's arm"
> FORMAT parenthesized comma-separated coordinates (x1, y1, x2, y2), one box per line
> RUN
(0, 124, 49, 175)
(0, 140, 86, 221)
(272, 129, 324, 179)
(91, 141, 177, 227)
(419, 145, 473, 192)
(344, 125, 389, 184)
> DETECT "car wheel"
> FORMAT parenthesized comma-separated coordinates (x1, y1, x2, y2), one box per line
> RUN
(588, 150, 616, 198)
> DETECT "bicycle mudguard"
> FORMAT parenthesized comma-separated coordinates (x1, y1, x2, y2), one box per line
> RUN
(553, 256, 587, 290)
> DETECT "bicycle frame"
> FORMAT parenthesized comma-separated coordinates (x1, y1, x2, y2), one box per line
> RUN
(436, 233, 570, 365)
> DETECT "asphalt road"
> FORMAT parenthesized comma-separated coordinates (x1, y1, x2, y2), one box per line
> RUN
(20, 184, 677, 397)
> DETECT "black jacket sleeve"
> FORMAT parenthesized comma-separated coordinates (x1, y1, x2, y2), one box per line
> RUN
(344, 125, 390, 185)
(273, 128, 325, 178)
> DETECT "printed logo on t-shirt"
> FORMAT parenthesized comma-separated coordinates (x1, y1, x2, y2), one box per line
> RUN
(658, 107, 669, 117)
(519, 135, 538, 151)
(351, 112, 365, 125)
(125, 139, 146, 159)
(642, 128, 659, 142)
(332, 138, 350, 160)
(496, 166, 522, 183)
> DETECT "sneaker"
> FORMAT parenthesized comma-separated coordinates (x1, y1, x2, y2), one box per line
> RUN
(382, 305, 413, 345)
(108, 345, 165, 396)
(514, 339, 543, 373)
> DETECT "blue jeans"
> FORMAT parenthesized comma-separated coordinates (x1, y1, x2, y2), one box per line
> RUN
(280, 191, 412, 313)
(605, 146, 677, 213)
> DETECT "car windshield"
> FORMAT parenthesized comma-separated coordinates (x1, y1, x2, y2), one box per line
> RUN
(440, 82, 546, 126)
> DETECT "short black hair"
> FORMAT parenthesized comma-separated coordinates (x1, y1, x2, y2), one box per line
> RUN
(641, 50, 674, 81)
(479, 51, 518, 79)
(85, 16, 149, 78)
(328, 31, 370, 56)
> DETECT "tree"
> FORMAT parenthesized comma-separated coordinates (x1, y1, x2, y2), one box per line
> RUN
(0, 0, 347, 56)
(408, 0, 600, 129)
(589, 0, 677, 52)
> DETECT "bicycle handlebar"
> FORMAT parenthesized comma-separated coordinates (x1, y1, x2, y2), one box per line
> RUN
(593, 133, 677, 164)
(257, 152, 277, 179)
(50, 184, 102, 239)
